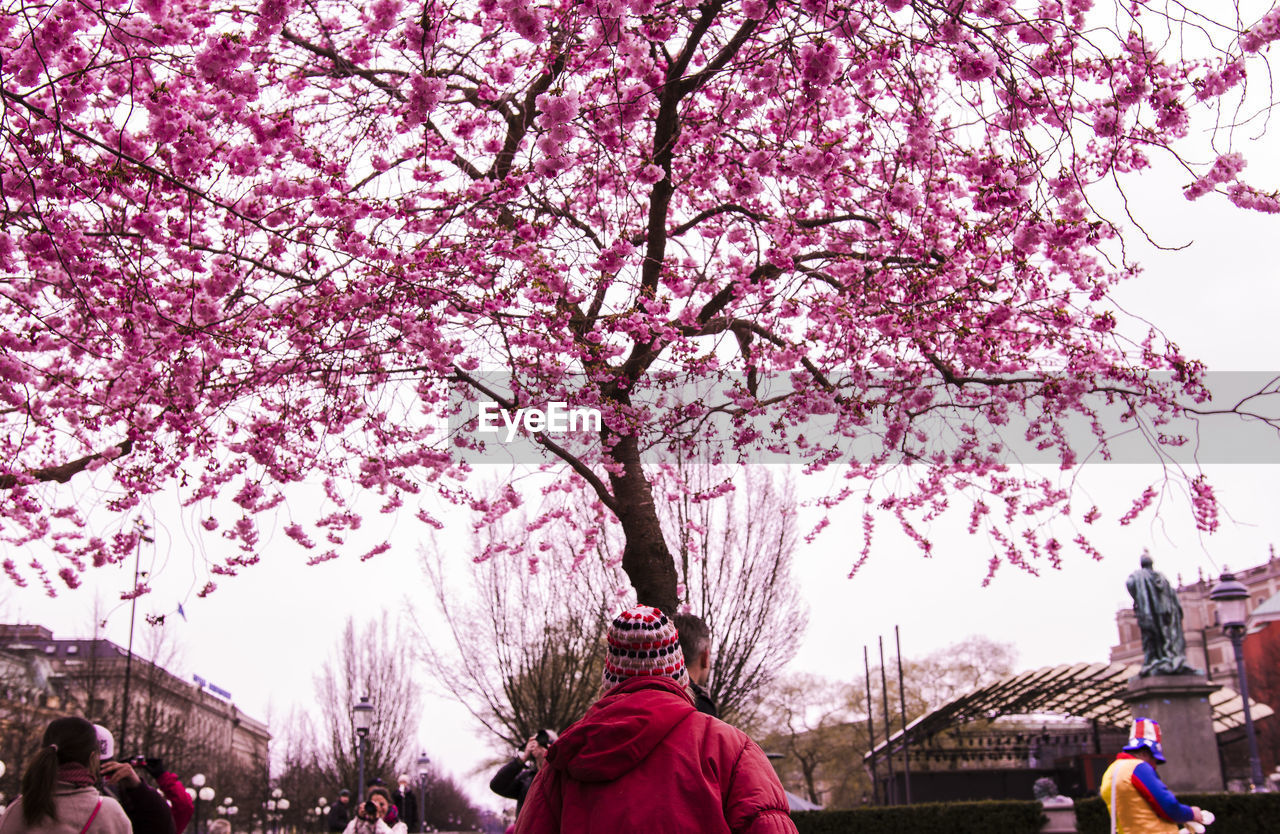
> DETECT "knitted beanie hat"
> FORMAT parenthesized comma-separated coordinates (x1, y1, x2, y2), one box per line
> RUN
(602, 604, 689, 693)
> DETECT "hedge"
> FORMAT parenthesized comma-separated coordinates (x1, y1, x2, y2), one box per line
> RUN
(1075, 792, 1280, 834)
(791, 801, 1045, 834)
(789, 792, 1280, 834)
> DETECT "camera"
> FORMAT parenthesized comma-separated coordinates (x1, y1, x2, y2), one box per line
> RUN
(535, 729, 551, 748)
(362, 801, 378, 818)
(128, 754, 147, 766)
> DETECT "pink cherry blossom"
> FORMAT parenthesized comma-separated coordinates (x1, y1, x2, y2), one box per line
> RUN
(1, 0, 1277, 608)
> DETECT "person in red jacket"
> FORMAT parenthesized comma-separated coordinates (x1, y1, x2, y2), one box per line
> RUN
(514, 605, 797, 834)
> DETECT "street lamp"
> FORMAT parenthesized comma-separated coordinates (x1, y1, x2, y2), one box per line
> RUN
(1210, 571, 1266, 790)
(277, 793, 290, 834)
(416, 752, 431, 833)
(317, 796, 328, 832)
(190, 774, 215, 834)
(353, 695, 374, 803)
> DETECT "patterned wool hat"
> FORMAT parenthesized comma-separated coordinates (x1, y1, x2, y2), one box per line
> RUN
(602, 605, 689, 693)
(1123, 717, 1166, 763)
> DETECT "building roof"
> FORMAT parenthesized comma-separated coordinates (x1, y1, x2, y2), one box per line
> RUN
(785, 791, 824, 811)
(865, 662, 1274, 761)
(1249, 589, 1280, 631)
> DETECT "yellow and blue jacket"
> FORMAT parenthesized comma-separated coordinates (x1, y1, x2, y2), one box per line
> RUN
(1099, 752, 1195, 834)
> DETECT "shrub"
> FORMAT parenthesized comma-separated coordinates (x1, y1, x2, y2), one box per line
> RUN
(1076, 792, 1280, 834)
(792, 800, 1045, 833)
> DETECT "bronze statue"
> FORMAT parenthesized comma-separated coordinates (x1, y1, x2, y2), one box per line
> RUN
(1126, 552, 1200, 677)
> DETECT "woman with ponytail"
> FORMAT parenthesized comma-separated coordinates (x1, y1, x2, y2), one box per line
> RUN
(0, 716, 132, 833)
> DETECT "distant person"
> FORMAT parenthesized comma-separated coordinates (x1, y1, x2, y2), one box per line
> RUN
(372, 787, 406, 834)
(0, 715, 132, 834)
(1100, 717, 1204, 833)
(342, 787, 393, 834)
(490, 729, 556, 818)
(391, 775, 417, 832)
(671, 611, 718, 717)
(327, 789, 352, 832)
(208, 821, 232, 834)
(514, 605, 797, 834)
(92, 727, 193, 834)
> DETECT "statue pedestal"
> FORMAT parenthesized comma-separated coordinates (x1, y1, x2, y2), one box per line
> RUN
(1122, 675, 1223, 792)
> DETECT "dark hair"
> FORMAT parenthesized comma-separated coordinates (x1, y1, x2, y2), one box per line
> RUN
(368, 786, 392, 803)
(20, 716, 98, 827)
(670, 612, 711, 665)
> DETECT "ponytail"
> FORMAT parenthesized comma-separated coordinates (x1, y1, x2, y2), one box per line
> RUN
(19, 716, 98, 827)
(19, 745, 62, 827)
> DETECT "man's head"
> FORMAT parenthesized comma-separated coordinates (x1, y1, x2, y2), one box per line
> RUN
(1123, 717, 1166, 764)
(209, 820, 232, 834)
(338, 789, 351, 805)
(671, 612, 712, 687)
(602, 605, 689, 694)
(93, 723, 116, 763)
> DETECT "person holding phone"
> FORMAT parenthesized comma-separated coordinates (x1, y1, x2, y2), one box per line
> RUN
(489, 729, 557, 818)
(0, 716, 131, 834)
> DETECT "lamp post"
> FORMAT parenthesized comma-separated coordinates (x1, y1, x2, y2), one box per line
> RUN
(416, 752, 431, 833)
(353, 695, 374, 803)
(317, 797, 328, 833)
(1210, 571, 1266, 790)
(190, 774, 215, 834)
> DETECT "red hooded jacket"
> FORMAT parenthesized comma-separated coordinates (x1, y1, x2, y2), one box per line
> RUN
(513, 676, 797, 834)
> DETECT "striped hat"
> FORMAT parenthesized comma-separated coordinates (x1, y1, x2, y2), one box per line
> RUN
(602, 605, 689, 693)
(1123, 717, 1166, 763)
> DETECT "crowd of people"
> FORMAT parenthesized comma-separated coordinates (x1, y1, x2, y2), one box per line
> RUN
(323, 776, 418, 834)
(0, 604, 1216, 834)
(0, 716, 194, 834)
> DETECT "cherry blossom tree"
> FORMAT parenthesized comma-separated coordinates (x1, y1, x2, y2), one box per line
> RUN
(3, 0, 1280, 609)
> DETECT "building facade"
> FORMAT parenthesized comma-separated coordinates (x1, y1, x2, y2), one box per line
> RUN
(0, 623, 269, 803)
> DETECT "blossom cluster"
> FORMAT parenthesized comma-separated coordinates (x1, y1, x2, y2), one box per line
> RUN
(1242, 7, 1280, 53)
(1183, 153, 1247, 199)
(0, 0, 1272, 598)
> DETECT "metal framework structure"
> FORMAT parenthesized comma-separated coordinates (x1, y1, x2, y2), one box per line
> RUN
(865, 662, 1275, 762)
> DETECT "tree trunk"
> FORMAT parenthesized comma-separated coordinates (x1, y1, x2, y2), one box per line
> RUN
(607, 433, 678, 614)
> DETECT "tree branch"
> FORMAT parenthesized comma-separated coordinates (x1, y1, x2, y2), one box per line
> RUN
(0, 439, 134, 490)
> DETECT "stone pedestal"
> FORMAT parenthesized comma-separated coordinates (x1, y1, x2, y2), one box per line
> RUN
(1122, 674, 1223, 792)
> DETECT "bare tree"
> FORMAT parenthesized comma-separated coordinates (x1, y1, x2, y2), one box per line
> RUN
(754, 673, 863, 807)
(416, 465, 807, 758)
(754, 636, 1019, 809)
(315, 614, 423, 790)
(662, 466, 808, 726)
(414, 504, 623, 750)
(418, 765, 484, 832)
(273, 707, 340, 833)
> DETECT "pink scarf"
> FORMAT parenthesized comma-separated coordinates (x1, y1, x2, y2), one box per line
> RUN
(58, 762, 97, 787)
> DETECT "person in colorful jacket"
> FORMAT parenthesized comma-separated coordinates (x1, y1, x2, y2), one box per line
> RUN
(1100, 717, 1203, 834)
(513, 605, 796, 834)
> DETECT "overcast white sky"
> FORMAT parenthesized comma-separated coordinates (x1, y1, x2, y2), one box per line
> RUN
(4, 51, 1280, 815)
